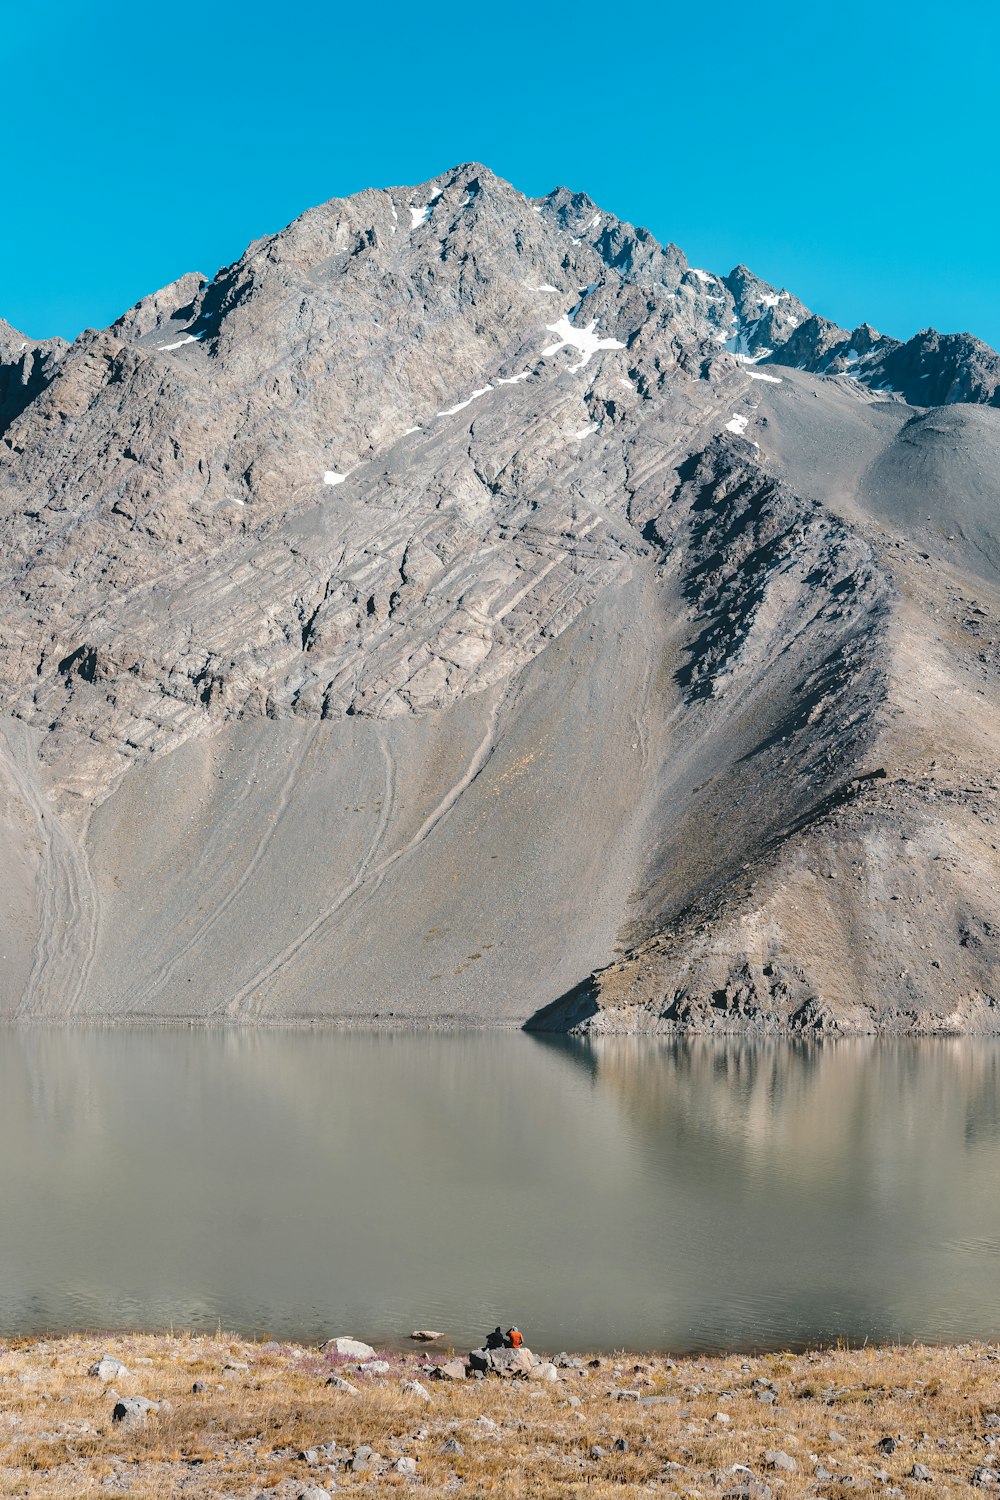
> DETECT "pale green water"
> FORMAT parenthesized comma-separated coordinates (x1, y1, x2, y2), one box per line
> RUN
(2, 1030, 999, 1352)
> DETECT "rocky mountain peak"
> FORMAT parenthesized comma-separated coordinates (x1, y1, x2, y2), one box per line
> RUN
(3, 164, 1000, 1031)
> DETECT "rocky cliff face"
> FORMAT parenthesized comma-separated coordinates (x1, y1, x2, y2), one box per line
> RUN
(2, 162, 999, 1030)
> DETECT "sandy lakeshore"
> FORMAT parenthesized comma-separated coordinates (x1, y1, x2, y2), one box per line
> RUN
(2, 1333, 999, 1496)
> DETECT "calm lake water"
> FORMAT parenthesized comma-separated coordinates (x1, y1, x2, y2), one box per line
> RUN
(3, 1030, 1000, 1353)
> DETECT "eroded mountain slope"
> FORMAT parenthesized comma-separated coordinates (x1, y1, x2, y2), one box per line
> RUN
(2, 163, 998, 1027)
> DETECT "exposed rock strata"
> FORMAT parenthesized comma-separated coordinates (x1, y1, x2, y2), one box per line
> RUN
(2, 163, 1000, 1027)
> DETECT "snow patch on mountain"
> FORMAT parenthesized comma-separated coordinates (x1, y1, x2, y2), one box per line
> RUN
(541, 316, 625, 372)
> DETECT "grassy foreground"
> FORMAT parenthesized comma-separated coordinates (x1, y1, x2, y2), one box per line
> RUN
(2, 1334, 999, 1497)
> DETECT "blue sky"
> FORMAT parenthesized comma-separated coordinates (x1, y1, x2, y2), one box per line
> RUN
(5, 0, 999, 348)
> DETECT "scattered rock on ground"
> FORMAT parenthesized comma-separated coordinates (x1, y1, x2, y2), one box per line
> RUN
(320, 1337, 375, 1359)
(325, 1375, 360, 1394)
(112, 1396, 155, 1429)
(400, 1379, 431, 1401)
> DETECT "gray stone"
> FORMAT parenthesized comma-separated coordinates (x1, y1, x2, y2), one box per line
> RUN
(409, 1330, 443, 1341)
(468, 1346, 534, 1378)
(434, 1359, 466, 1381)
(111, 1396, 154, 1429)
(972, 1469, 1000, 1489)
(909, 1464, 933, 1481)
(438, 1437, 464, 1456)
(764, 1450, 796, 1472)
(192, 1381, 206, 1393)
(298, 1489, 333, 1500)
(394, 1455, 418, 1474)
(90, 1357, 129, 1382)
(325, 1375, 360, 1394)
(400, 1379, 431, 1401)
(357, 1359, 391, 1375)
(320, 1337, 375, 1359)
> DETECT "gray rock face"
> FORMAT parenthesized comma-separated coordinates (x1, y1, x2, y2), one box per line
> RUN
(2, 162, 1000, 1030)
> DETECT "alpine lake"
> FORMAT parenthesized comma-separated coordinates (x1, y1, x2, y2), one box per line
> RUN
(3, 1029, 999, 1353)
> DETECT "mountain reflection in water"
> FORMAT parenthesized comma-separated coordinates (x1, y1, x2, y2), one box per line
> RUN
(2, 1030, 998, 1351)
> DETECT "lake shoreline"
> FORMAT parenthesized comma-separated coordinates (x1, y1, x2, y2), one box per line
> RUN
(3, 1331, 999, 1497)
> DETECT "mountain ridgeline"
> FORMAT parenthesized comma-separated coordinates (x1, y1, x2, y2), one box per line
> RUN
(2, 162, 1000, 1033)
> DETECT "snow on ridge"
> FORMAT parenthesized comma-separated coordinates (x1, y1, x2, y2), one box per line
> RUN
(747, 371, 782, 384)
(572, 423, 599, 439)
(438, 384, 494, 417)
(158, 332, 201, 351)
(725, 414, 749, 436)
(761, 293, 785, 308)
(541, 315, 625, 372)
(688, 268, 714, 284)
(323, 471, 348, 486)
(497, 371, 532, 385)
(528, 283, 560, 293)
(408, 203, 431, 229)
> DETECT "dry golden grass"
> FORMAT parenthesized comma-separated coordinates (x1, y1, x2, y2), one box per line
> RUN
(1, 1334, 999, 1497)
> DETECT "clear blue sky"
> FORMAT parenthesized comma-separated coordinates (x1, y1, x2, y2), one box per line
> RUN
(5, 0, 999, 349)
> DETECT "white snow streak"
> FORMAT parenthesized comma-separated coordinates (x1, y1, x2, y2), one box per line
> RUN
(158, 333, 200, 350)
(408, 203, 430, 229)
(541, 315, 625, 372)
(572, 424, 599, 439)
(725, 414, 749, 436)
(497, 371, 532, 385)
(528, 283, 560, 293)
(438, 384, 493, 416)
(323, 471, 348, 486)
(747, 371, 782, 383)
(588, 214, 602, 229)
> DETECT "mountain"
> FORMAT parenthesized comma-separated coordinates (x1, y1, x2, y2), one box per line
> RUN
(2, 162, 1000, 1033)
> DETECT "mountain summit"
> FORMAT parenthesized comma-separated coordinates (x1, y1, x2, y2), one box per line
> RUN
(2, 163, 1000, 1033)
